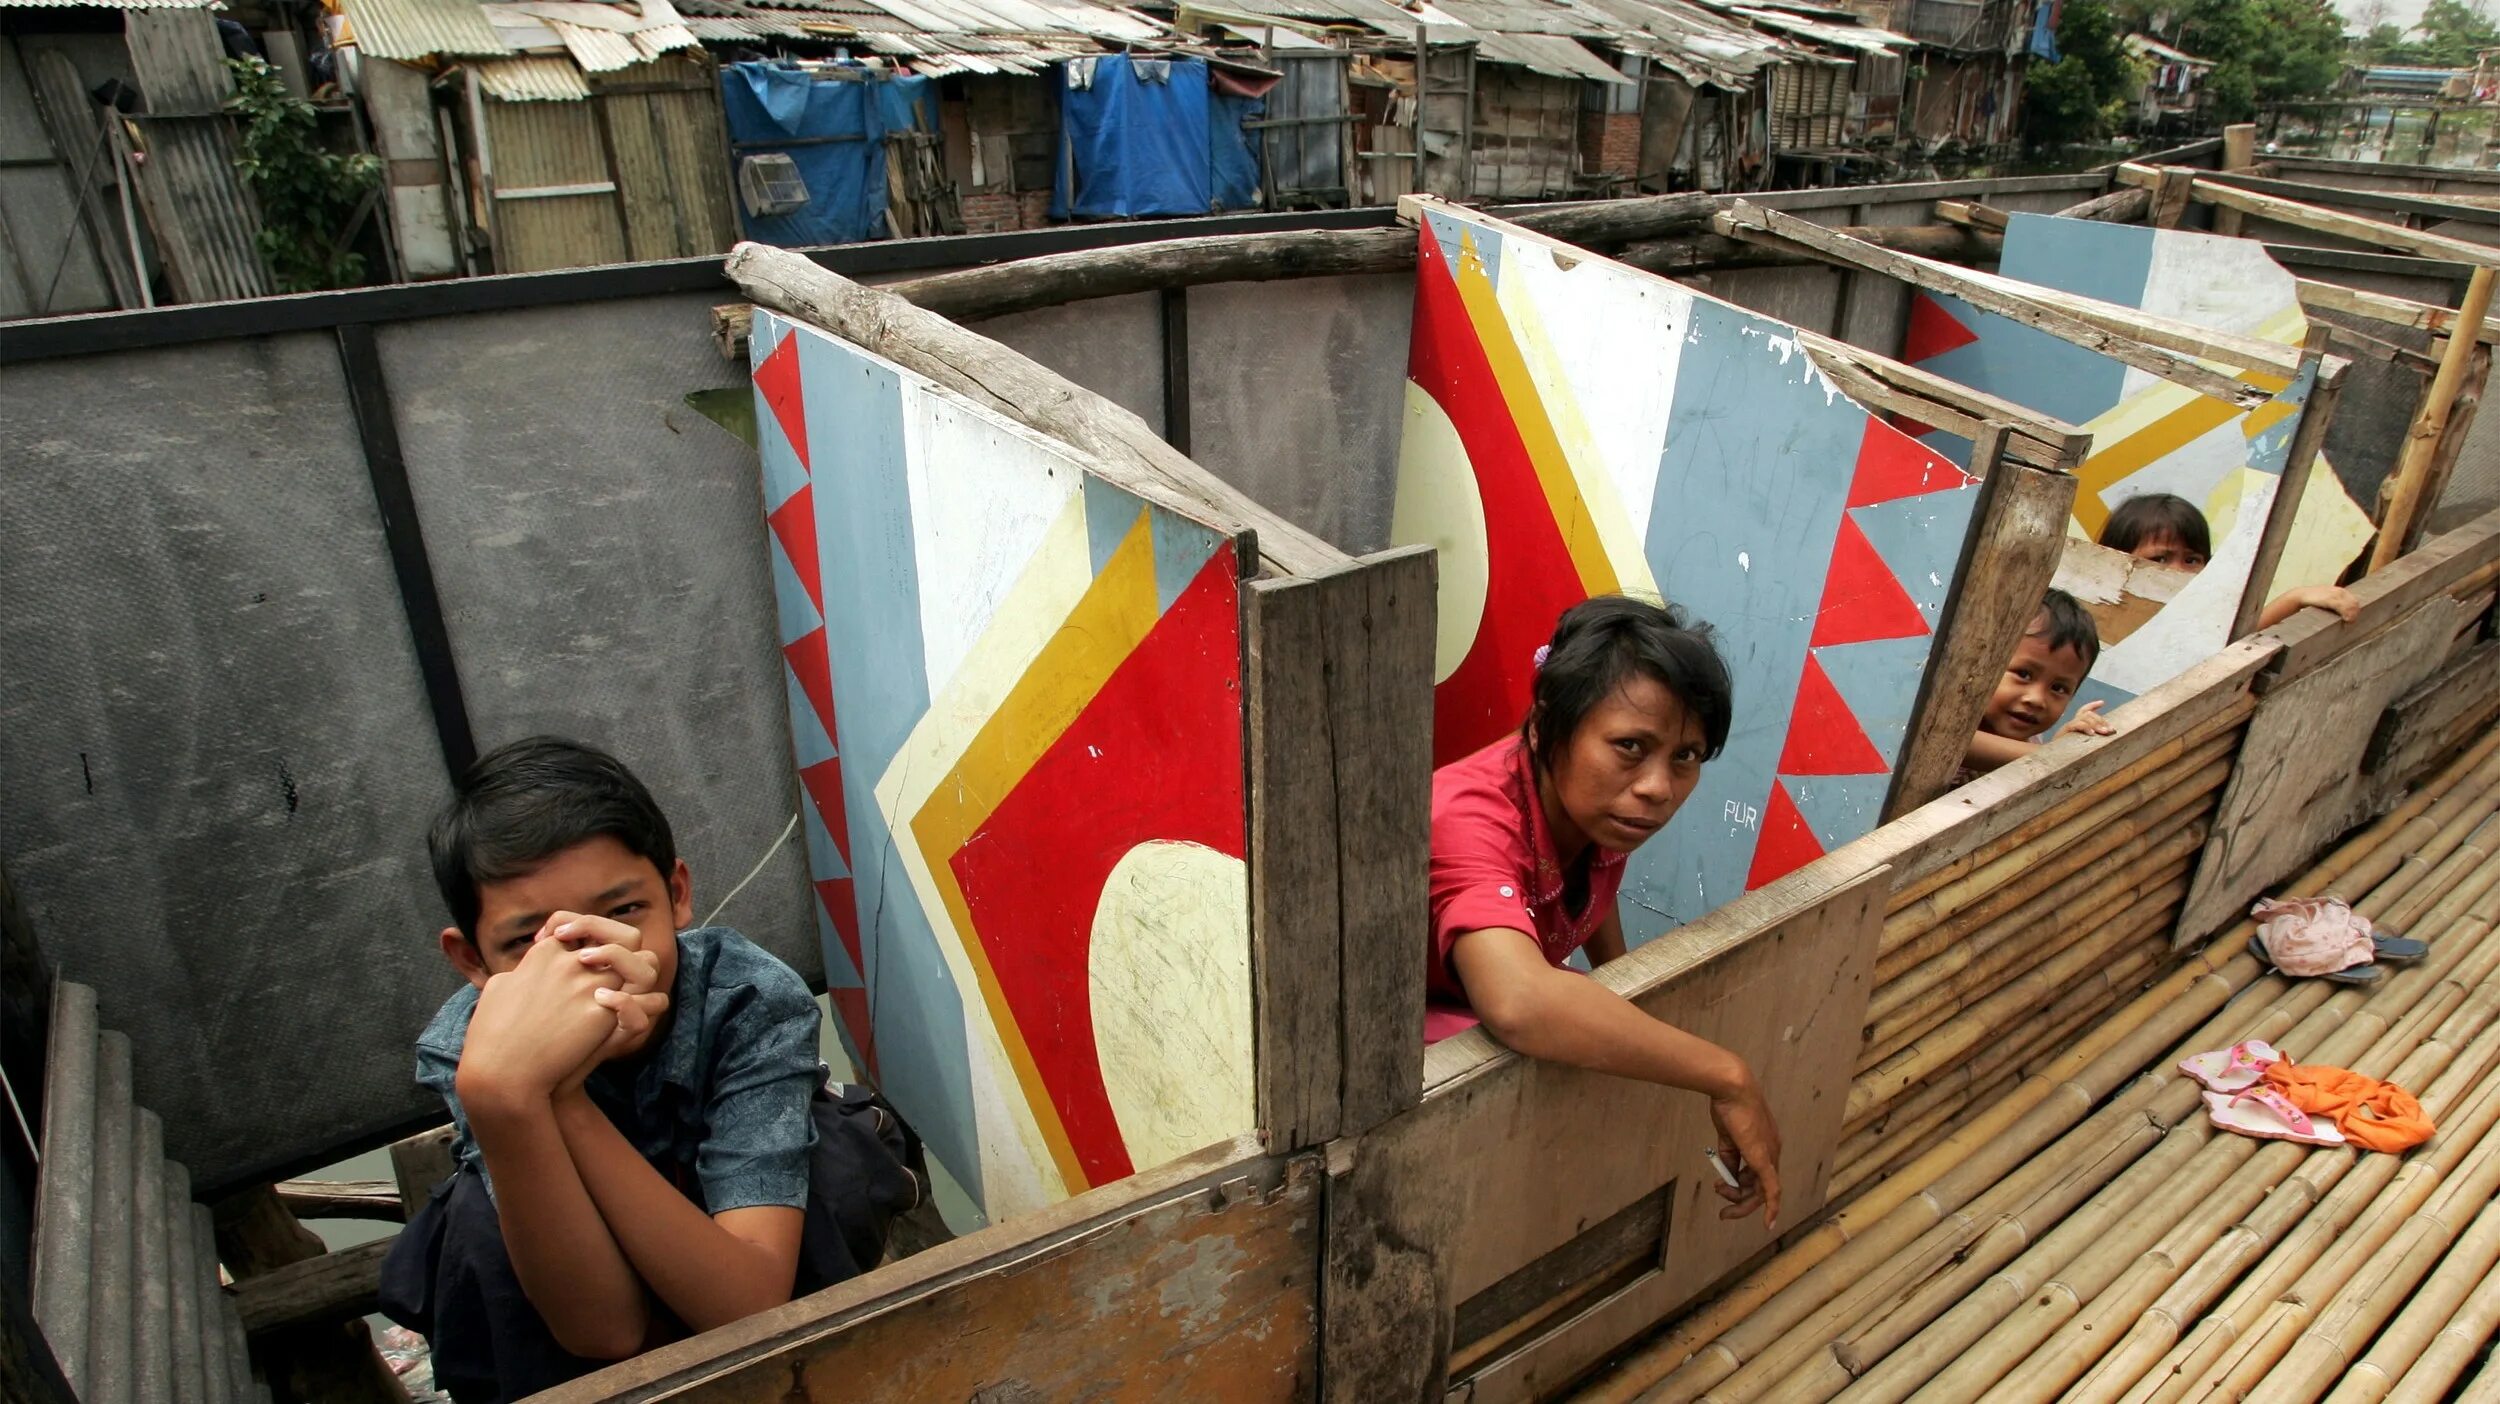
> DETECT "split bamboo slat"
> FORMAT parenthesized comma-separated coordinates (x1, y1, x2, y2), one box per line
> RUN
(1573, 722, 2500, 1404)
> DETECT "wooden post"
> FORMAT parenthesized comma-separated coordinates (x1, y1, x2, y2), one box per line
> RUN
(1886, 427, 2080, 819)
(2212, 124, 2258, 237)
(1247, 546, 1437, 1152)
(211, 1188, 409, 1404)
(2375, 266, 2499, 572)
(2151, 167, 2198, 229)
(2234, 335, 2342, 638)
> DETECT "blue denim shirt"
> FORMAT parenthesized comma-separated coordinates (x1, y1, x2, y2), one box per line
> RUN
(414, 926, 822, 1212)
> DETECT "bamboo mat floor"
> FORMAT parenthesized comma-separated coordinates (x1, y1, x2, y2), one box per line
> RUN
(1576, 724, 2500, 1404)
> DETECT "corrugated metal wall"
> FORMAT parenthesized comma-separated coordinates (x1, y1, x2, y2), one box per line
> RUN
(476, 51, 733, 275)
(122, 9, 269, 301)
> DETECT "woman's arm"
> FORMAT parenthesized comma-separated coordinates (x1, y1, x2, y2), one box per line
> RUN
(1450, 925, 1782, 1226)
(1585, 908, 1628, 967)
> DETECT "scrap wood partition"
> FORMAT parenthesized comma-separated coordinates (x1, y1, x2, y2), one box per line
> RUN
(523, 224, 2500, 1401)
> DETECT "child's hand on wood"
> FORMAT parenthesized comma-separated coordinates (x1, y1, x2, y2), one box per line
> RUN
(2286, 585, 2361, 622)
(459, 937, 629, 1112)
(2060, 700, 2116, 739)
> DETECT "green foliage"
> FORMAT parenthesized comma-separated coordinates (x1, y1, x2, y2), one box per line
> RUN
(2024, 0, 2139, 143)
(225, 57, 381, 292)
(2355, 0, 2496, 64)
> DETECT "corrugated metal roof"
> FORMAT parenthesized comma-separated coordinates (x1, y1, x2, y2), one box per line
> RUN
(345, 0, 513, 59)
(1476, 30, 1630, 80)
(472, 52, 593, 96)
(551, 16, 646, 66)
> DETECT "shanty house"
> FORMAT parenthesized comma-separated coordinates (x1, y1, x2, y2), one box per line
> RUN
(2122, 32, 2209, 131)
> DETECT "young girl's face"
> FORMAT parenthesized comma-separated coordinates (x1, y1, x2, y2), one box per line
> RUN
(2126, 530, 2209, 573)
(1542, 674, 1709, 855)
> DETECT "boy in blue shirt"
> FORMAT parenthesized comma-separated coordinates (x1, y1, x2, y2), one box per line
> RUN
(383, 737, 913, 1401)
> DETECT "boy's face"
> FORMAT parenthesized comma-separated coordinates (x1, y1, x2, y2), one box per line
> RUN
(444, 835, 691, 1008)
(2125, 530, 2209, 573)
(1983, 616, 2091, 740)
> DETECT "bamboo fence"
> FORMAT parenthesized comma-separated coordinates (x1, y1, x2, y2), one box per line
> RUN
(1573, 719, 2500, 1404)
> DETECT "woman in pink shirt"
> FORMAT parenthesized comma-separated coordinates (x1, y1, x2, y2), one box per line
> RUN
(1429, 596, 1783, 1228)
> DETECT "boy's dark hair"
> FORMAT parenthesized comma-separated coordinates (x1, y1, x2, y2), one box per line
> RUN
(2100, 492, 2212, 561)
(1525, 595, 1734, 774)
(429, 736, 677, 941)
(2030, 588, 2102, 669)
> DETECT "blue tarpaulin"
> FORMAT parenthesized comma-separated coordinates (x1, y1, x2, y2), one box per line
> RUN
(720, 63, 936, 246)
(1056, 55, 1260, 220)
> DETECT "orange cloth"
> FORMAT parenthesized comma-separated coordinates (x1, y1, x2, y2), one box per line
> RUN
(2259, 1063, 2435, 1153)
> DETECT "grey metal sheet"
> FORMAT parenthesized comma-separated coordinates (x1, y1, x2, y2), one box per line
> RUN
(1185, 272, 1412, 553)
(0, 334, 457, 1188)
(1696, 263, 1846, 335)
(373, 294, 822, 993)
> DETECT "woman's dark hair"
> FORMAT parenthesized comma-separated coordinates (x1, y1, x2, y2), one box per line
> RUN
(2032, 588, 2102, 668)
(2100, 492, 2212, 560)
(1525, 595, 1734, 774)
(429, 736, 677, 940)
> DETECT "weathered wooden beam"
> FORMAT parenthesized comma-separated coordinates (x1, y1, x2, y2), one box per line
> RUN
(272, 1181, 401, 1222)
(2212, 123, 2258, 237)
(1797, 332, 2088, 469)
(2055, 184, 2151, 223)
(1714, 201, 2275, 408)
(387, 1127, 456, 1223)
(2116, 163, 2500, 268)
(1247, 547, 1436, 1152)
(725, 241, 1350, 578)
(1935, 199, 2011, 232)
(2199, 167, 2500, 228)
(231, 1240, 391, 1336)
(2053, 535, 2195, 646)
(1887, 440, 2080, 819)
(2236, 341, 2341, 637)
(1949, 261, 2311, 380)
(2296, 277, 2500, 345)
(211, 1187, 407, 1403)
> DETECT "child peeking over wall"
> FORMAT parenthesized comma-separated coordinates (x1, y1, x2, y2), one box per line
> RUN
(379, 737, 923, 1403)
(1963, 589, 2116, 777)
(2100, 492, 2361, 630)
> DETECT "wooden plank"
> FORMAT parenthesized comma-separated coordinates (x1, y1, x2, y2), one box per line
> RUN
(1935, 199, 2010, 232)
(2235, 344, 2341, 637)
(2175, 600, 2460, 943)
(2376, 268, 2497, 571)
(1713, 202, 2277, 407)
(2413, 342, 2494, 551)
(1323, 868, 1883, 1404)
(1247, 547, 1436, 1151)
(232, 1241, 390, 1335)
(2151, 167, 2198, 230)
(272, 1181, 401, 1222)
(1948, 262, 2313, 381)
(2269, 505, 2500, 678)
(1888, 448, 2078, 819)
(2116, 164, 2500, 269)
(2052, 535, 2195, 646)
(2359, 633, 2500, 802)
(2295, 278, 2500, 346)
(2201, 167, 2500, 228)
(386, 1127, 456, 1222)
(724, 243, 1349, 579)
(535, 1136, 1317, 1404)
(1797, 333, 2090, 469)
(2056, 184, 2151, 223)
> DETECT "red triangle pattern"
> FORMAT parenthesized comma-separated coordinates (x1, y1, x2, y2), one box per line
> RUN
(1903, 292, 1981, 365)
(828, 985, 876, 1079)
(785, 628, 837, 757)
(754, 331, 809, 470)
(798, 755, 853, 870)
(815, 876, 862, 983)
(1889, 410, 1937, 441)
(1746, 781, 1826, 890)
(1851, 418, 1973, 508)
(767, 484, 822, 616)
(1811, 515, 1933, 648)
(1778, 654, 1890, 777)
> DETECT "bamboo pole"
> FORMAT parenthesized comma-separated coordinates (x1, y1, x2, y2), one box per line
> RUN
(2374, 266, 2497, 572)
(2374, 1210, 2500, 1403)
(1577, 733, 2500, 1404)
(2310, 1160, 2500, 1403)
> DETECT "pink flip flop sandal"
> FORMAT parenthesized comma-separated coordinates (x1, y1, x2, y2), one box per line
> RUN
(2204, 1086, 2347, 1147)
(2180, 1040, 2287, 1093)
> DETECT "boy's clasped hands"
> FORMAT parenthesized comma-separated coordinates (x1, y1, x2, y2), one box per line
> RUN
(460, 915, 669, 1110)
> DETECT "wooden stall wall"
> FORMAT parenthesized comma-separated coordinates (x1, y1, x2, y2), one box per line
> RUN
(1897, 213, 2374, 702)
(750, 309, 1258, 1226)
(1390, 200, 1992, 935)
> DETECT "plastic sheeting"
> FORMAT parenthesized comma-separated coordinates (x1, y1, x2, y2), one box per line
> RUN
(1055, 55, 1261, 219)
(720, 63, 936, 246)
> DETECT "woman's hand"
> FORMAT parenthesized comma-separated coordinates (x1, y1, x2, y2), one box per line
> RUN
(1708, 1072, 1783, 1231)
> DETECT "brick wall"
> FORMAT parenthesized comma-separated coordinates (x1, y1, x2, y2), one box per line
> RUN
(1577, 110, 1643, 178)
(957, 188, 1058, 234)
